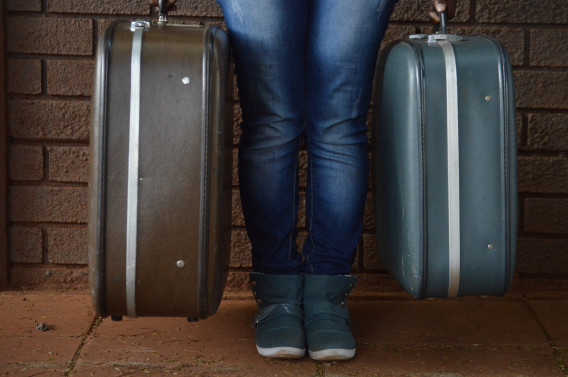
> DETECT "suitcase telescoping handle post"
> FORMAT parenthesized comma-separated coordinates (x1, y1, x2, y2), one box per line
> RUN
(439, 11, 448, 34)
(434, 10, 448, 34)
(158, 0, 168, 23)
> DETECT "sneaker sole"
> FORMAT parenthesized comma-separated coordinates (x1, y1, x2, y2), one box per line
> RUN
(309, 348, 355, 361)
(256, 345, 306, 359)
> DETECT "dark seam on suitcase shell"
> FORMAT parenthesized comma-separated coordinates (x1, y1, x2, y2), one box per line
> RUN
(94, 21, 118, 318)
(199, 26, 214, 319)
(481, 35, 515, 293)
(406, 39, 429, 299)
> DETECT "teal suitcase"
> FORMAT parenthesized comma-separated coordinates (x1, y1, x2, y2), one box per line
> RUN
(372, 27, 517, 299)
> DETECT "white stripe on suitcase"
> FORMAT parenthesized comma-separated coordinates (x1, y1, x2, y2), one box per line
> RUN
(439, 40, 461, 298)
(126, 26, 145, 318)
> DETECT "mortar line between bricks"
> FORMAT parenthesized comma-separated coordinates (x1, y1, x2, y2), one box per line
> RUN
(521, 296, 568, 377)
(9, 139, 90, 147)
(516, 109, 568, 115)
(64, 315, 102, 376)
(387, 21, 568, 31)
(8, 181, 88, 187)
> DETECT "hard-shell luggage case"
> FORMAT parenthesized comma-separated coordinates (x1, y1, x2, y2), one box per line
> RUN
(88, 6, 233, 320)
(372, 17, 517, 299)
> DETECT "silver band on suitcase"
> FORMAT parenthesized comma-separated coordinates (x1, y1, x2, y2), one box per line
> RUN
(126, 24, 146, 318)
(438, 39, 461, 298)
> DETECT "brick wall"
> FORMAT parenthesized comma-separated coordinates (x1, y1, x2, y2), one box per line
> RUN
(4, 0, 567, 291)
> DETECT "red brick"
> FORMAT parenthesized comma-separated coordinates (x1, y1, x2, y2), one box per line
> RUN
(9, 100, 90, 140)
(476, 0, 568, 24)
(9, 266, 88, 289)
(9, 145, 43, 181)
(225, 270, 250, 291)
(391, 0, 471, 23)
(297, 232, 307, 255)
(363, 192, 375, 231)
(517, 238, 568, 274)
(6, 0, 41, 12)
(530, 30, 568, 67)
(169, 0, 223, 18)
(97, 19, 115, 38)
(8, 59, 42, 95)
(9, 186, 88, 223)
(9, 227, 43, 263)
(362, 233, 382, 271)
(523, 198, 568, 234)
(231, 189, 244, 227)
(381, 25, 419, 48)
(450, 27, 524, 67)
(352, 272, 405, 294)
(298, 150, 308, 189)
(232, 104, 242, 146)
(514, 71, 568, 110)
(232, 148, 238, 186)
(527, 114, 568, 151)
(48, 0, 149, 15)
(47, 227, 88, 265)
(297, 191, 307, 229)
(47, 60, 95, 96)
(47, 146, 89, 183)
(517, 113, 524, 149)
(518, 156, 568, 194)
(230, 230, 251, 268)
(7, 17, 92, 55)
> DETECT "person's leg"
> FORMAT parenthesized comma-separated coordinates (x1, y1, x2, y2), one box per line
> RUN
(216, 0, 309, 358)
(217, 0, 308, 275)
(302, 0, 397, 275)
(302, 0, 398, 360)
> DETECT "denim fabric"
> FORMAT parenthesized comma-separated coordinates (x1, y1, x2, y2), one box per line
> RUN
(217, 0, 398, 275)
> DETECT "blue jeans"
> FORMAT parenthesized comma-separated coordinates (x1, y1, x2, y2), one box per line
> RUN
(217, 0, 397, 275)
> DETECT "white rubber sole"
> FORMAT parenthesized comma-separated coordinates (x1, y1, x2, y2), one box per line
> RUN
(256, 345, 306, 359)
(308, 348, 356, 361)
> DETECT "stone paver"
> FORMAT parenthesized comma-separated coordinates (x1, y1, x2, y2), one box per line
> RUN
(350, 300, 549, 347)
(326, 345, 565, 377)
(75, 300, 320, 376)
(530, 300, 568, 347)
(529, 300, 568, 376)
(0, 292, 95, 375)
(0, 292, 567, 376)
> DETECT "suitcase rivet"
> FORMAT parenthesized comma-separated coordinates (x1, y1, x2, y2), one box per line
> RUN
(487, 244, 494, 250)
(176, 260, 185, 268)
(485, 96, 492, 101)
(182, 77, 191, 85)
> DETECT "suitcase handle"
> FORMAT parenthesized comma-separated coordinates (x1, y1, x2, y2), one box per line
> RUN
(434, 10, 448, 34)
(158, 0, 168, 23)
(439, 11, 448, 34)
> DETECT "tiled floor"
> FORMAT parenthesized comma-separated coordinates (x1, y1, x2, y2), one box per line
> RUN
(1, 289, 567, 376)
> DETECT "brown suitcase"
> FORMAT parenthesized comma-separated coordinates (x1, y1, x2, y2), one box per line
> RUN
(88, 13, 233, 320)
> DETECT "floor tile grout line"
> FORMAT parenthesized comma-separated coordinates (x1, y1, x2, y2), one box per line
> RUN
(521, 296, 568, 377)
(64, 315, 103, 376)
(316, 361, 326, 376)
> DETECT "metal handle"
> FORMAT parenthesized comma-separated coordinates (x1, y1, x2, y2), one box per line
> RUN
(439, 11, 448, 34)
(158, 0, 168, 23)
